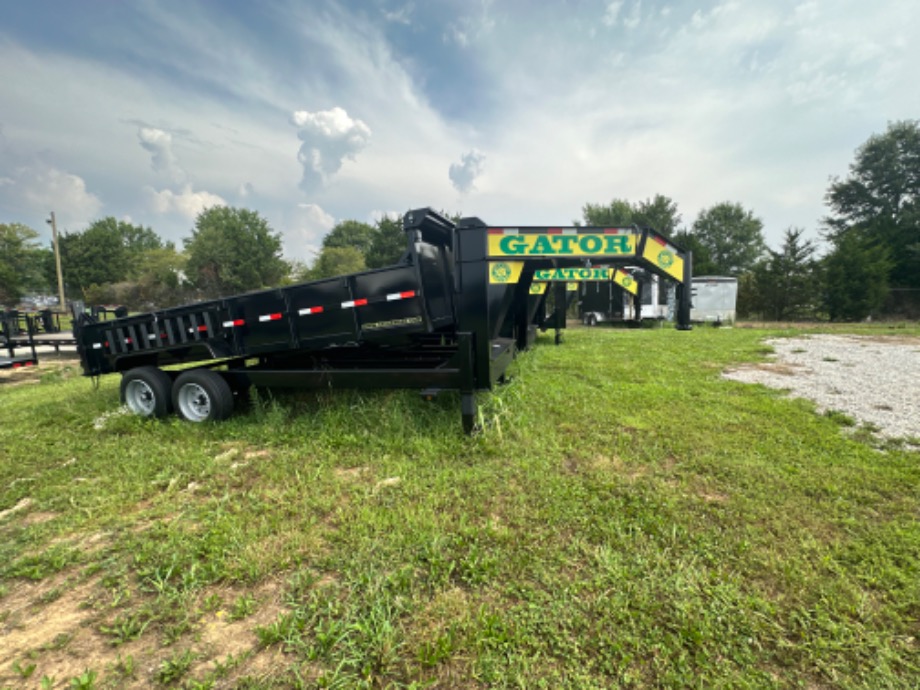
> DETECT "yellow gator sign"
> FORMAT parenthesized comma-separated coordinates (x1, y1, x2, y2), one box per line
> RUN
(492, 263, 639, 294)
(488, 229, 637, 258)
(534, 267, 611, 281)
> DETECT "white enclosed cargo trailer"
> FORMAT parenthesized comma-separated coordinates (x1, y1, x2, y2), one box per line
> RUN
(690, 276, 738, 324)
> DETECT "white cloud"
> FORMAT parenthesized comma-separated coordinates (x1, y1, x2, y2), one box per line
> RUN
(383, 3, 414, 25)
(369, 209, 401, 223)
(449, 150, 486, 194)
(282, 202, 336, 260)
(623, 1, 642, 30)
(137, 127, 185, 183)
(0, 163, 103, 228)
(146, 185, 226, 219)
(290, 107, 372, 193)
(602, 1, 624, 27)
(443, 1, 496, 46)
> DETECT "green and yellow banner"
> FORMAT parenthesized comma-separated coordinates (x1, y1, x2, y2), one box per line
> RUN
(642, 234, 684, 282)
(612, 269, 639, 295)
(489, 261, 525, 284)
(533, 267, 612, 281)
(488, 229, 637, 258)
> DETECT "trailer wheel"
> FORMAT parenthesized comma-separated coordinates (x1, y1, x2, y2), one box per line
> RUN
(172, 370, 235, 422)
(121, 366, 173, 418)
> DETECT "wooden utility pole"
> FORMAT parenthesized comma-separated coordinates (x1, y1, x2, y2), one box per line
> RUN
(47, 211, 66, 312)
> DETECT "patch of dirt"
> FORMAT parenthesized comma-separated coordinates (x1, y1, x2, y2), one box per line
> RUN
(0, 573, 108, 685)
(0, 358, 78, 387)
(0, 570, 295, 688)
(726, 361, 803, 377)
(333, 466, 370, 481)
(22, 511, 59, 526)
(0, 498, 34, 521)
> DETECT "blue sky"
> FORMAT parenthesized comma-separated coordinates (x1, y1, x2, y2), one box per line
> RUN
(1, 0, 917, 262)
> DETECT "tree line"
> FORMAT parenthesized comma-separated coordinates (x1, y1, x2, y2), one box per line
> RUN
(1, 121, 916, 320)
(578, 120, 919, 321)
(0, 208, 409, 311)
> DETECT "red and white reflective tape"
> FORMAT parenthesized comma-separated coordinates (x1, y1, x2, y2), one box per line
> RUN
(298, 306, 324, 316)
(222, 319, 245, 328)
(258, 313, 283, 322)
(341, 298, 368, 309)
(386, 290, 416, 301)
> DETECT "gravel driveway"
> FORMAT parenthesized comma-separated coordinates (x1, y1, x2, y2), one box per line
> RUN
(722, 334, 920, 441)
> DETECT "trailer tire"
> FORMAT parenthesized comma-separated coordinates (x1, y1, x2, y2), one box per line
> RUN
(172, 370, 235, 423)
(121, 366, 173, 419)
(585, 314, 597, 327)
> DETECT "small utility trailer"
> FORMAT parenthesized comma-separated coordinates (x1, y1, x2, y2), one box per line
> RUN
(75, 208, 692, 433)
(0, 315, 39, 370)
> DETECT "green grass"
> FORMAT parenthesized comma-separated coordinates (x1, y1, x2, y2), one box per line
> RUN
(0, 325, 918, 688)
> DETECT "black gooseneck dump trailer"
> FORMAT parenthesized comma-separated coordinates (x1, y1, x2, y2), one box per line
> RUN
(75, 208, 692, 433)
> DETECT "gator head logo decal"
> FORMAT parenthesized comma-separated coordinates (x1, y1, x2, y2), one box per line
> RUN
(491, 262, 513, 283)
(621, 275, 634, 289)
(657, 250, 675, 270)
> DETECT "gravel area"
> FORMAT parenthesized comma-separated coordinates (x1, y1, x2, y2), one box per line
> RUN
(722, 334, 920, 441)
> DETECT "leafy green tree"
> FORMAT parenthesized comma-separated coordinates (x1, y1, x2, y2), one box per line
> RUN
(304, 246, 366, 280)
(822, 231, 892, 321)
(59, 218, 164, 296)
(578, 198, 634, 226)
(690, 202, 767, 275)
(136, 246, 188, 307)
(365, 215, 408, 269)
(579, 195, 682, 233)
(633, 194, 682, 234)
(745, 228, 819, 320)
(825, 120, 920, 289)
(185, 207, 286, 298)
(322, 220, 377, 254)
(0, 223, 51, 304)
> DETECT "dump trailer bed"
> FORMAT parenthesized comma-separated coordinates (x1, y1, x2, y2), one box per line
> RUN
(75, 207, 692, 433)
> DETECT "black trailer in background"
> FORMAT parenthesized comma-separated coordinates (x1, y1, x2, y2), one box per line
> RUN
(75, 208, 692, 433)
(0, 314, 39, 370)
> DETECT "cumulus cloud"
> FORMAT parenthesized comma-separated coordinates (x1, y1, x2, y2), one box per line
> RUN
(137, 127, 185, 183)
(449, 150, 485, 194)
(0, 163, 102, 226)
(290, 107, 371, 193)
(146, 184, 226, 219)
